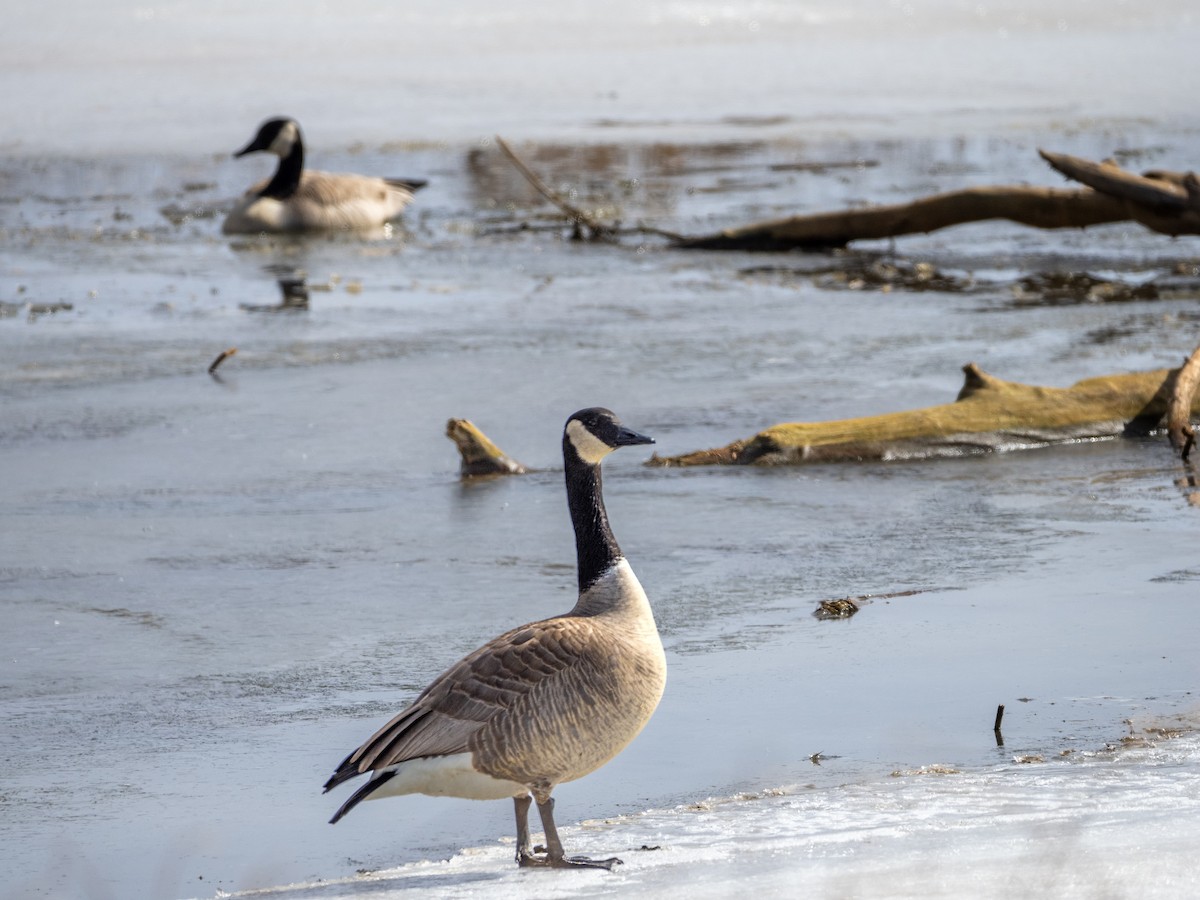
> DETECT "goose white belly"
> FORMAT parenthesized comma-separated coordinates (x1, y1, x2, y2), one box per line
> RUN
(222, 195, 291, 233)
(369, 753, 528, 801)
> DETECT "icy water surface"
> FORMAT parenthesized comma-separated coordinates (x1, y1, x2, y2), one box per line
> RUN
(3, 2, 1200, 899)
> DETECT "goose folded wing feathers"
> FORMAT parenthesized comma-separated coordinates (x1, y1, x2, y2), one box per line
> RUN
(326, 617, 598, 789)
(293, 172, 408, 206)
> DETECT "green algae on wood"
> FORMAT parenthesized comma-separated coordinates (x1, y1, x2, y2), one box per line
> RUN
(446, 418, 529, 477)
(648, 364, 1198, 467)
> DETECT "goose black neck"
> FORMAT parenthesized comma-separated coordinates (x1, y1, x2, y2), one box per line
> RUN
(563, 438, 621, 594)
(259, 140, 304, 200)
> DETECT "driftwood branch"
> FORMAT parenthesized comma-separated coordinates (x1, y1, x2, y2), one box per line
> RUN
(1039, 150, 1200, 236)
(1167, 345, 1200, 460)
(676, 186, 1129, 250)
(675, 150, 1200, 250)
(1039, 151, 1200, 213)
(648, 364, 1200, 467)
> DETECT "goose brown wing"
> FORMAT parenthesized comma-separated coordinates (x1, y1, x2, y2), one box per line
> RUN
(295, 171, 412, 205)
(323, 617, 594, 792)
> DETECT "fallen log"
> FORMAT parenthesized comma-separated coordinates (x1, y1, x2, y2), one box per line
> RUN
(675, 150, 1200, 250)
(647, 364, 1200, 467)
(676, 186, 1131, 250)
(446, 418, 529, 477)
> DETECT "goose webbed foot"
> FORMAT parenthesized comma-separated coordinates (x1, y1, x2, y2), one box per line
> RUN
(512, 793, 622, 871)
(518, 847, 623, 870)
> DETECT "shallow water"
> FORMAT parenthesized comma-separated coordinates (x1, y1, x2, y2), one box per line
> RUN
(3, 2, 1200, 899)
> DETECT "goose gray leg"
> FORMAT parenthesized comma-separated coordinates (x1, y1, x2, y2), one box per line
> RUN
(513, 794, 535, 864)
(516, 794, 622, 870)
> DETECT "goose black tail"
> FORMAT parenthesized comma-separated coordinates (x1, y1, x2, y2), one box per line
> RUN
(387, 178, 428, 192)
(328, 770, 396, 824)
(322, 750, 360, 794)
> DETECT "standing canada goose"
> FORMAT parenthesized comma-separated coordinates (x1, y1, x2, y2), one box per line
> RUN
(324, 408, 666, 870)
(222, 117, 426, 234)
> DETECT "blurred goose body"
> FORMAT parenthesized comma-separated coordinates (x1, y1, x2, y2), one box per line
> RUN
(222, 117, 424, 234)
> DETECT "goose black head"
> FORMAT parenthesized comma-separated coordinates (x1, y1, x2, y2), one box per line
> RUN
(234, 117, 302, 159)
(564, 408, 654, 466)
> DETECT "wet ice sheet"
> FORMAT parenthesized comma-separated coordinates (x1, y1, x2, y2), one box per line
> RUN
(5, 131, 1200, 897)
(5, 132, 1200, 897)
(4, 2, 1200, 899)
(5, 371, 1200, 898)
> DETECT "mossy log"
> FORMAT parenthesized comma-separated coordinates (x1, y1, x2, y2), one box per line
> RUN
(675, 150, 1200, 250)
(648, 364, 1200, 467)
(445, 418, 529, 477)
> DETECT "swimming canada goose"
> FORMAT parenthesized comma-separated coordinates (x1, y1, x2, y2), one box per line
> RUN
(222, 117, 426, 234)
(324, 408, 666, 870)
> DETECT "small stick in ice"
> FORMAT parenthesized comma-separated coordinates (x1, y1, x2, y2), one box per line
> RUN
(208, 347, 237, 375)
(993, 703, 1005, 746)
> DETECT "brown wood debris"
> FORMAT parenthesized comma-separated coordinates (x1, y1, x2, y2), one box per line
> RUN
(675, 150, 1200, 250)
(1167, 345, 1200, 461)
(446, 418, 529, 477)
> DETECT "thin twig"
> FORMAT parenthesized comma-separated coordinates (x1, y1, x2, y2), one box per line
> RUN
(474, 221, 569, 237)
(478, 219, 686, 243)
(493, 136, 612, 238)
(490, 137, 685, 244)
(618, 223, 688, 242)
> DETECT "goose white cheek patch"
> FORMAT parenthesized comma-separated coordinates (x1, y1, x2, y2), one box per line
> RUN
(566, 419, 613, 465)
(268, 121, 299, 156)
